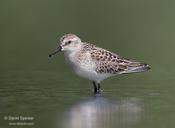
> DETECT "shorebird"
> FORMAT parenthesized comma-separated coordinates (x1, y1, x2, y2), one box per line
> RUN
(49, 34, 150, 94)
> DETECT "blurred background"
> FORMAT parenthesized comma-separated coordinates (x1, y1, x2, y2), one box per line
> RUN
(0, 0, 175, 128)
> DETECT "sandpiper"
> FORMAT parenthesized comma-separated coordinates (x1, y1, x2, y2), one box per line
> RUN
(49, 34, 150, 94)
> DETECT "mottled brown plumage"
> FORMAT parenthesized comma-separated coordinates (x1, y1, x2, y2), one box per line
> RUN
(81, 43, 146, 74)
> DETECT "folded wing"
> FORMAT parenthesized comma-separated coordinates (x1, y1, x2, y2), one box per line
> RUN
(90, 47, 150, 74)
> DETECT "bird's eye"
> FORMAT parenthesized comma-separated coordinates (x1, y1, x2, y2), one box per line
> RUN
(67, 41, 71, 44)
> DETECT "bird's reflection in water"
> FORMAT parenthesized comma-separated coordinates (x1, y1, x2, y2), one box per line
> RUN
(60, 96, 144, 128)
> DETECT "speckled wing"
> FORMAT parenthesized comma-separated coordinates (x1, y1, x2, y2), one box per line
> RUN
(89, 46, 148, 74)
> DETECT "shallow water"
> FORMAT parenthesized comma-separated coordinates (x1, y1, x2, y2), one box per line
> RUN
(1, 0, 175, 128)
(59, 96, 144, 128)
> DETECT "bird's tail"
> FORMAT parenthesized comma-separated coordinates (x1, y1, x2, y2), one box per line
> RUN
(122, 63, 150, 74)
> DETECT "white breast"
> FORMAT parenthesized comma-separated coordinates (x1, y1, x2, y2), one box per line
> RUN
(64, 51, 112, 83)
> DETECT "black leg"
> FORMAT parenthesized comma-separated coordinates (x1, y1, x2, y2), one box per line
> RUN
(93, 81, 97, 94)
(97, 83, 101, 94)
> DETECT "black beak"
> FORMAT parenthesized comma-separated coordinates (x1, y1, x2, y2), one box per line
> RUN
(49, 46, 62, 57)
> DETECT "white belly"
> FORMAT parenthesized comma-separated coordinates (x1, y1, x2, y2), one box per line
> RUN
(64, 51, 111, 82)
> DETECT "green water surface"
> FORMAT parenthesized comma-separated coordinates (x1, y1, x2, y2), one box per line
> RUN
(0, 0, 175, 128)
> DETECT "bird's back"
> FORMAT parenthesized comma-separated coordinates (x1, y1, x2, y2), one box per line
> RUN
(81, 42, 150, 75)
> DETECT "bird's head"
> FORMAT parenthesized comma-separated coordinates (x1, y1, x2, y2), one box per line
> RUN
(49, 34, 82, 57)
